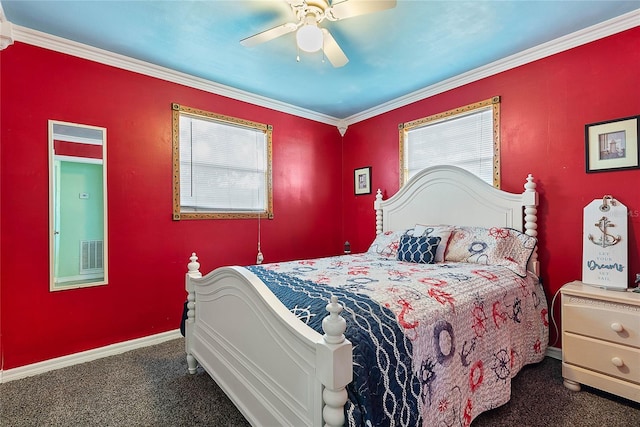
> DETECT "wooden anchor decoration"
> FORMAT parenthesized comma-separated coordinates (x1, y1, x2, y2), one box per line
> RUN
(588, 216, 621, 248)
(582, 195, 628, 290)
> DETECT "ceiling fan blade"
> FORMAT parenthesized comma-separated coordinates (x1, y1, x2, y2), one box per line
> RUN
(322, 28, 348, 68)
(240, 22, 298, 47)
(326, 0, 397, 21)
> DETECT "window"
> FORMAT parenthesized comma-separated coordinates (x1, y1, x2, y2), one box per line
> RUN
(399, 96, 500, 187)
(172, 103, 273, 220)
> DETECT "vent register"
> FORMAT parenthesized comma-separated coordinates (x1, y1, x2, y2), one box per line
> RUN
(80, 239, 104, 274)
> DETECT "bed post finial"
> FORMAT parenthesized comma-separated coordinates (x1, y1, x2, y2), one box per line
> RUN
(317, 295, 352, 427)
(523, 175, 540, 276)
(187, 252, 202, 278)
(374, 189, 383, 235)
(322, 296, 347, 344)
(185, 252, 201, 374)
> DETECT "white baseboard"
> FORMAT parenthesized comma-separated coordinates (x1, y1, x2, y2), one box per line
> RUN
(0, 332, 561, 384)
(0, 329, 182, 384)
(546, 346, 562, 360)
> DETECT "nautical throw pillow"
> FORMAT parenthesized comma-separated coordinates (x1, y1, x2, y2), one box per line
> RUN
(367, 230, 406, 258)
(444, 226, 537, 277)
(409, 224, 454, 262)
(397, 235, 441, 264)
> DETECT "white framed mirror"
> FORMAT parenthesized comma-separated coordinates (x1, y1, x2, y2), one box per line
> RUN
(49, 120, 108, 291)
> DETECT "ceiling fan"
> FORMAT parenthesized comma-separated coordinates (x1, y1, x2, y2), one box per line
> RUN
(240, 0, 397, 68)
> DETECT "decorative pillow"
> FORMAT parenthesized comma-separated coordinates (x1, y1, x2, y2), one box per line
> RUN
(397, 235, 441, 264)
(409, 224, 454, 262)
(444, 226, 537, 277)
(367, 230, 406, 258)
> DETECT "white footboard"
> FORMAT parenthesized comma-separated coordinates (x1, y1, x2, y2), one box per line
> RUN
(184, 253, 352, 427)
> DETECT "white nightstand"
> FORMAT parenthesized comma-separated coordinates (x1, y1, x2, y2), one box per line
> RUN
(561, 281, 640, 402)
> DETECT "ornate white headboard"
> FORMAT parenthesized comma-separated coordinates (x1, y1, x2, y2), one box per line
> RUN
(374, 165, 539, 274)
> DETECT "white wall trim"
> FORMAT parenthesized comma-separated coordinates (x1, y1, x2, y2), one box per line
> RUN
(7, 9, 639, 128)
(344, 9, 640, 125)
(0, 329, 182, 384)
(546, 346, 562, 361)
(11, 25, 339, 127)
(0, 331, 563, 384)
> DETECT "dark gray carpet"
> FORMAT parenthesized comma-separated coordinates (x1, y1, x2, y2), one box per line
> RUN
(1, 338, 638, 426)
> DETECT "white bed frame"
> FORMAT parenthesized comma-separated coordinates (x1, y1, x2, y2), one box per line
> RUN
(184, 165, 539, 426)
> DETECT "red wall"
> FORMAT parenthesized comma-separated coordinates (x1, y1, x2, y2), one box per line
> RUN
(342, 27, 640, 347)
(1, 27, 639, 370)
(0, 43, 343, 369)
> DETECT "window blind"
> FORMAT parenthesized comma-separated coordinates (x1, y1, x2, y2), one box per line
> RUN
(179, 115, 266, 212)
(405, 107, 494, 184)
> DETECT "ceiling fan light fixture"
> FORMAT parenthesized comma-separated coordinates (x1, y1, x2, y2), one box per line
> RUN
(296, 24, 323, 53)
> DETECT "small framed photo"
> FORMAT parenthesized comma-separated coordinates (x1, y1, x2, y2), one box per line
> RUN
(354, 166, 371, 195)
(585, 115, 639, 173)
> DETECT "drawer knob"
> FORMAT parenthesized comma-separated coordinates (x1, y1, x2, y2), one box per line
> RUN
(611, 357, 624, 367)
(610, 322, 624, 332)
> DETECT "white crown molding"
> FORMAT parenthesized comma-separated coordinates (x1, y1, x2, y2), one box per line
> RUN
(0, 2, 13, 50)
(344, 8, 640, 126)
(7, 8, 639, 129)
(0, 330, 182, 383)
(11, 25, 340, 127)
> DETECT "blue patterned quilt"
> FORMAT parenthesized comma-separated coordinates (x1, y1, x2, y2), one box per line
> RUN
(247, 265, 421, 426)
(247, 252, 548, 426)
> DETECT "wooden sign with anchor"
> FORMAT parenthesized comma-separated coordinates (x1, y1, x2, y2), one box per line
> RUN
(582, 195, 628, 290)
(588, 216, 621, 247)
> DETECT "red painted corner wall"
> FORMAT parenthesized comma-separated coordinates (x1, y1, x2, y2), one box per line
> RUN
(342, 27, 640, 347)
(0, 43, 343, 369)
(1, 27, 639, 370)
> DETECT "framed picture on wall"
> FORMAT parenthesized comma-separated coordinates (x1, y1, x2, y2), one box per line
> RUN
(354, 166, 372, 195)
(585, 115, 640, 173)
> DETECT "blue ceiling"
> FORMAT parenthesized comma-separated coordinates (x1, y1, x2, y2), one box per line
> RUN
(2, 1, 639, 119)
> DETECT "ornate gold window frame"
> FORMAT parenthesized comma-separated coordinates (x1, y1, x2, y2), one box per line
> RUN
(399, 96, 501, 188)
(172, 103, 273, 220)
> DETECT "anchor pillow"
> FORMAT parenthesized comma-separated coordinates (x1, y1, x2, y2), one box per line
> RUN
(367, 230, 407, 259)
(444, 226, 537, 277)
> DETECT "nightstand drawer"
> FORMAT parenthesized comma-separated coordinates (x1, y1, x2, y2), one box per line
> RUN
(563, 333, 640, 384)
(562, 295, 640, 348)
